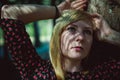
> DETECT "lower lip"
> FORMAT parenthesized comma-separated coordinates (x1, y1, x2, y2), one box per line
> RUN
(74, 47, 82, 51)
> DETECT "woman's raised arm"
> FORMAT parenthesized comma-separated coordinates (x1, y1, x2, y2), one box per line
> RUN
(1, 5, 58, 23)
(1, 0, 88, 24)
(92, 14, 120, 47)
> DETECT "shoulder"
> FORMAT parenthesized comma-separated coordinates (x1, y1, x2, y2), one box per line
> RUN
(91, 58, 120, 79)
(104, 58, 120, 68)
(93, 58, 120, 74)
(95, 58, 120, 70)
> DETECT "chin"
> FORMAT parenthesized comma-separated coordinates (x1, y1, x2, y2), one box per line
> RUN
(73, 55, 87, 60)
(70, 55, 83, 60)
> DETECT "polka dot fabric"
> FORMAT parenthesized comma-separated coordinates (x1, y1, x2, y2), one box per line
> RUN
(65, 59, 120, 80)
(0, 19, 120, 80)
(0, 19, 56, 80)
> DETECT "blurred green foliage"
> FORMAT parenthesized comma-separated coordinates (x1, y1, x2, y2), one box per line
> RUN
(0, 28, 4, 46)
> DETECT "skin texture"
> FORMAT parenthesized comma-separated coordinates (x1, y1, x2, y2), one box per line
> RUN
(61, 20, 93, 72)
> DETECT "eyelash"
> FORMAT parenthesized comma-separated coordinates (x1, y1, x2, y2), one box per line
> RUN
(66, 26, 92, 35)
(67, 27, 76, 33)
(83, 29, 92, 35)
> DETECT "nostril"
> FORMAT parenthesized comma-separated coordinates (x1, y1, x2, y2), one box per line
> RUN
(76, 38, 80, 42)
(76, 35, 84, 42)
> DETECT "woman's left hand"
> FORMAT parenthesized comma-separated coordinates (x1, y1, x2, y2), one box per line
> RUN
(91, 13, 112, 41)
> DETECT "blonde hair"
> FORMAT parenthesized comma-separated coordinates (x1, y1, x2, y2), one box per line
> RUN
(49, 10, 94, 80)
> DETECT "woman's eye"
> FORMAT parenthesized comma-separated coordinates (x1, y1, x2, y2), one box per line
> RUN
(84, 29, 92, 35)
(67, 27, 76, 33)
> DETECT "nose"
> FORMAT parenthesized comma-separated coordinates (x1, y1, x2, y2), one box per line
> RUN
(75, 33, 84, 42)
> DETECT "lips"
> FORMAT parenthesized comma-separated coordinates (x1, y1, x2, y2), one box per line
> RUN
(71, 46, 83, 51)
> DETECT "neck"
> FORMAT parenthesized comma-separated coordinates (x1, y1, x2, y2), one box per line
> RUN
(63, 58, 82, 73)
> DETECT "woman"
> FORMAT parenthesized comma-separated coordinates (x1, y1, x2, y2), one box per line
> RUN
(1, 7, 120, 79)
(0, 0, 95, 80)
(50, 10, 120, 80)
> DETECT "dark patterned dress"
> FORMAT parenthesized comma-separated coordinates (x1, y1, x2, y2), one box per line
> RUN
(0, 19, 120, 80)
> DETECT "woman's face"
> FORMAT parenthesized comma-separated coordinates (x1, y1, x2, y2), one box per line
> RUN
(61, 20, 93, 60)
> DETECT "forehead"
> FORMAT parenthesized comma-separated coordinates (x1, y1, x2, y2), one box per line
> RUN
(68, 20, 93, 29)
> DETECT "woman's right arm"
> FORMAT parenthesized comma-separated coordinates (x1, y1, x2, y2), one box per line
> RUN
(1, 4, 58, 23)
(1, 0, 88, 24)
(1, 5, 57, 24)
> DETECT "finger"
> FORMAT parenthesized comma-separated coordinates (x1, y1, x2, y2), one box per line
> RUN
(91, 13, 102, 19)
(65, 0, 71, 3)
(71, 0, 88, 10)
(71, 3, 87, 9)
(72, 0, 87, 3)
(71, 0, 87, 5)
(75, 4, 86, 10)
(93, 18, 102, 29)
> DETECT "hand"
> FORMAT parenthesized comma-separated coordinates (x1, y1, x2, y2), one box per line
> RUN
(57, 0, 88, 15)
(92, 13, 112, 41)
(71, 0, 88, 10)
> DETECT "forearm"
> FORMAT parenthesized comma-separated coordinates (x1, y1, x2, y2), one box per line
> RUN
(1, 4, 56, 24)
(103, 29, 120, 47)
(93, 14, 120, 47)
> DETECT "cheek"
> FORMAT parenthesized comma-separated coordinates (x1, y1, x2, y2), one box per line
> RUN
(82, 37, 93, 58)
(85, 37, 93, 51)
(61, 32, 74, 53)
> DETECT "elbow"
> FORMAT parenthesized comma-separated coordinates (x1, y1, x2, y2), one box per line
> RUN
(1, 5, 12, 18)
(1, 5, 19, 19)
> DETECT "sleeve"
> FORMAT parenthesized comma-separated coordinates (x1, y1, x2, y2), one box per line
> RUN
(107, 58, 120, 78)
(0, 19, 48, 79)
(93, 58, 120, 79)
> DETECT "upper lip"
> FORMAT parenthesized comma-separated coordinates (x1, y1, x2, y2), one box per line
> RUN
(71, 46, 84, 50)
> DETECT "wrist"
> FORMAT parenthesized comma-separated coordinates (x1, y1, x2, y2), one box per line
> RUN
(54, 5, 60, 19)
